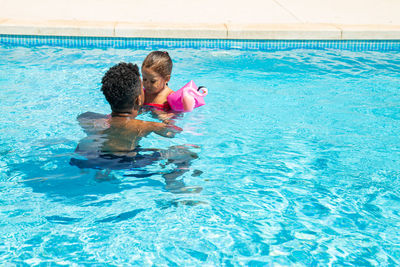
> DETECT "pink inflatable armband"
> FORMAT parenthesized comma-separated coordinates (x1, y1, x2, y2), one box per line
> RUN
(167, 80, 208, 112)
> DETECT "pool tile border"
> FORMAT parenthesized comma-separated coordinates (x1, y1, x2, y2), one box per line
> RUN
(1, 34, 400, 51)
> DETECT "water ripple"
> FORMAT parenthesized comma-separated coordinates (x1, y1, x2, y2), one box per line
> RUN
(1, 45, 400, 265)
(96, 209, 145, 223)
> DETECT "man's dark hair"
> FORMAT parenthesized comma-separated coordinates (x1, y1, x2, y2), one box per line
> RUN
(101, 62, 141, 112)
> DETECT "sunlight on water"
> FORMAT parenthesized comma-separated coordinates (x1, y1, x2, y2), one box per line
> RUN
(0, 44, 400, 265)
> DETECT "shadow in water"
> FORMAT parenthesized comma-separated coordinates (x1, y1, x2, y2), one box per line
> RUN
(69, 144, 204, 195)
(8, 140, 203, 204)
(96, 208, 145, 223)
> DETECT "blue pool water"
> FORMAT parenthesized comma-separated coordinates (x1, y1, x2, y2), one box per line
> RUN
(1, 41, 400, 265)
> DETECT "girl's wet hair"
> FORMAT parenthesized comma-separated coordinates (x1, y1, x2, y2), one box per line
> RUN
(142, 51, 173, 78)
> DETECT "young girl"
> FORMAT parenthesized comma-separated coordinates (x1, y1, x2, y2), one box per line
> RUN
(141, 51, 207, 122)
(141, 51, 174, 113)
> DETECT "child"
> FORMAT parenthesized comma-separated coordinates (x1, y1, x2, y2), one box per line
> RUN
(141, 51, 174, 112)
(141, 51, 208, 123)
(73, 62, 181, 163)
(140, 51, 178, 123)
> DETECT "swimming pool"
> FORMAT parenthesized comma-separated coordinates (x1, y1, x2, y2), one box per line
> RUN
(1, 36, 400, 265)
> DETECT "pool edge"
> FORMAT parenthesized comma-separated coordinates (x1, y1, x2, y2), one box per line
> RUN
(1, 19, 400, 40)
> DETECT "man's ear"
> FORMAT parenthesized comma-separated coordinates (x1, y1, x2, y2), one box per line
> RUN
(136, 93, 143, 108)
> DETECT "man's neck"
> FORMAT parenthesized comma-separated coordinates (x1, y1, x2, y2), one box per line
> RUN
(111, 110, 138, 118)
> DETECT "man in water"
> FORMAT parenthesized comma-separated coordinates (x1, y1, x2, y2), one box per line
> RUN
(71, 63, 201, 193)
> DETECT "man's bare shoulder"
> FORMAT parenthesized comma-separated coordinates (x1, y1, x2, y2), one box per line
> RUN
(77, 112, 109, 133)
(77, 111, 108, 121)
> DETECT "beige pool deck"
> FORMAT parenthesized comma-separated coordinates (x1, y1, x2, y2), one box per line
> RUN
(1, 0, 400, 40)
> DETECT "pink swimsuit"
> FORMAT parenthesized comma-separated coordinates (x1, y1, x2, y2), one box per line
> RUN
(143, 102, 170, 111)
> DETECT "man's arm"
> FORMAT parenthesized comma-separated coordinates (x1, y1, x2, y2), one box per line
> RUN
(146, 121, 182, 138)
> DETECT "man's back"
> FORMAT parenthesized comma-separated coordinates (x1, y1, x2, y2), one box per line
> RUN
(75, 111, 181, 158)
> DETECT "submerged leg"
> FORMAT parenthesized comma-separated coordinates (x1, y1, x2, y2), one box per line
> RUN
(159, 145, 203, 194)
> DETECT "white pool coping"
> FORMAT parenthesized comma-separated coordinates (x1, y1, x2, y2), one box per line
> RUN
(1, 0, 400, 40)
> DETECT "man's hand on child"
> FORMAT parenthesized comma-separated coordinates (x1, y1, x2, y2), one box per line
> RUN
(165, 124, 182, 137)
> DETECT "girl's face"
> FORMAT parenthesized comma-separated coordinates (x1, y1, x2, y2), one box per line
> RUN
(141, 67, 169, 95)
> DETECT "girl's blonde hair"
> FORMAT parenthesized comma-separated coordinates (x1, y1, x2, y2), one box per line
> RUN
(142, 51, 173, 79)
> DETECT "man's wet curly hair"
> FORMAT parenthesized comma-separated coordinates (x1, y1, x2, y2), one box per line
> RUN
(101, 62, 141, 112)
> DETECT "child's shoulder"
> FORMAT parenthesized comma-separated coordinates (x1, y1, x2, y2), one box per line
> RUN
(157, 86, 174, 99)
